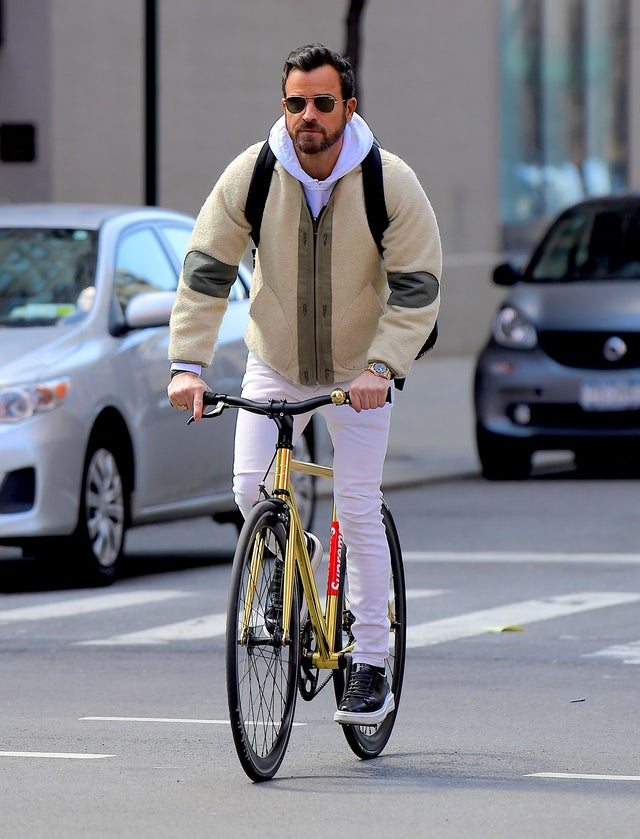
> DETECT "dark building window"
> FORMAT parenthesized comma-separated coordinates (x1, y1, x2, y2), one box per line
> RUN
(0, 123, 37, 162)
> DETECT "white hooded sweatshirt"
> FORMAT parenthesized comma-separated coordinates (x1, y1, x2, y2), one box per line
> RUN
(267, 112, 375, 219)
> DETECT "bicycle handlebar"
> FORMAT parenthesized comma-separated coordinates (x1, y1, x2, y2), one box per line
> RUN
(187, 387, 391, 424)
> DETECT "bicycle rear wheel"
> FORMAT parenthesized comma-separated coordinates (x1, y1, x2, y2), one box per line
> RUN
(226, 500, 300, 781)
(333, 500, 406, 759)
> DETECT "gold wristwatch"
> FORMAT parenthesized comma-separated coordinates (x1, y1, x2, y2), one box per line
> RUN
(367, 361, 392, 380)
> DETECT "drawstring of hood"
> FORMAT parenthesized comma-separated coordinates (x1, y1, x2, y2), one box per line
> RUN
(268, 112, 375, 219)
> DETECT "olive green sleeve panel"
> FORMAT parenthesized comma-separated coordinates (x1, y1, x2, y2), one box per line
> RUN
(183, 251, 238, 298)
(387, 271, 440, 308)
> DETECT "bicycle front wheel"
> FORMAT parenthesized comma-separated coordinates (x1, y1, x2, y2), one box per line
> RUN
(333, 500, 406, 759)
(226, 500, 300, 782)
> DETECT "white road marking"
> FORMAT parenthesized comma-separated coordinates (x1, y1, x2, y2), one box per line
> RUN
(406, 592, 640, 648)
(527, 773, 640, 782)
(76, 612, 227, 645)
(405, 589, 446, 600)
(81, 716, 230, 725)
(403, 551, 640, 564)
(0, 590, 191, 625)
(0, 751, 114, 760)
(584, 640, 640, 665)
(6, 582, 639, 657)
(80, 716, 306, 728)
(78, 590, 444, 646)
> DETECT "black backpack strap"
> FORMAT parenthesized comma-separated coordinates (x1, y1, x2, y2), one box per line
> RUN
(360, 142, 388, 256)
(245, 141, 276, 248)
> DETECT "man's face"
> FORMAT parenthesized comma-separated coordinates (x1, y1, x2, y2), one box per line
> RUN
(282, 65, 356, 156)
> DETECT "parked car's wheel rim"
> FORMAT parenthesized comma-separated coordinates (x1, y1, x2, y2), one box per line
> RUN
(84, 447, 125, 569)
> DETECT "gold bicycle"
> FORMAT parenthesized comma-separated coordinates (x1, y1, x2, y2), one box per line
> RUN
(195, 388, 406, 782)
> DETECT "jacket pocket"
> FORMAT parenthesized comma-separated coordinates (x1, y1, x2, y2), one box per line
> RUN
(333, 284, 383, 370)
(246, 283, 295, 371)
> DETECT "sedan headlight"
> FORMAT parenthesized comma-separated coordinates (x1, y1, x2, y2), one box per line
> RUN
(0, 377, 70, 422)
(492, 306, 537, 349)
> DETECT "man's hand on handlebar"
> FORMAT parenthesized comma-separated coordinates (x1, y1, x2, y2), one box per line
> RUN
(167, 371, 210, 422)
(348, 370, 392, 413)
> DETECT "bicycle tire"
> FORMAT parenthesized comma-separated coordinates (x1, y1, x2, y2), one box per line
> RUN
(226, 500, 300, 781)
(332, 500, 406, 759)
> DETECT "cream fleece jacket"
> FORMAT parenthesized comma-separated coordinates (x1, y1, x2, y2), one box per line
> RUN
(169, 129, 442, 384)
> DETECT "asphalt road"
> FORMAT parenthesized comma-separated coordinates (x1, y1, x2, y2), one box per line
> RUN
(3, 467, 640, 837)
(2, 356, 640, 837)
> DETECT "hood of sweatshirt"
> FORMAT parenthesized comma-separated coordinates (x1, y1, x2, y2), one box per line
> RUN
(268, 112, 375, 217)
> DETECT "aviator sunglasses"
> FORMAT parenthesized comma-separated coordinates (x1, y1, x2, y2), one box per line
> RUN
(284, 94, 347, 114)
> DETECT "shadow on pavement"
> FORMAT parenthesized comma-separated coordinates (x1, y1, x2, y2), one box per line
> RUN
(0, 549, 233, 594)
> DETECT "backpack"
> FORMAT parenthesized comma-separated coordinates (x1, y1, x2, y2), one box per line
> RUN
(244, 140, 438, 382)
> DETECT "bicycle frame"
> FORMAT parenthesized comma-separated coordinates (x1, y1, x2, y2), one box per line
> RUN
(276, 453, 352, 668)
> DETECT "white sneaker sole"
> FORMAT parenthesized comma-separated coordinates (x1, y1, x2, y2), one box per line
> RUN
(333, 690, 395, 726)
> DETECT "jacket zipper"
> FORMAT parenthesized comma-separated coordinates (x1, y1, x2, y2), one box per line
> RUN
(311, 209, 323, 382)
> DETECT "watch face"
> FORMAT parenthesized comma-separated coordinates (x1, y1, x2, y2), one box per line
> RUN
(370, 362, 390, 378)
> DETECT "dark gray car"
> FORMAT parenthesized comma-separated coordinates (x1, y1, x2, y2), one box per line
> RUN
(0, 204, 317, 582)
(474, 194, 640, 479)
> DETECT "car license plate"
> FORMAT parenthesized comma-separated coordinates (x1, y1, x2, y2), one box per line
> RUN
(580, 381, 640, 411)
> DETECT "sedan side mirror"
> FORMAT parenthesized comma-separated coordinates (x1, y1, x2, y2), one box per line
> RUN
(125, 290, 176, 329)
(492, 262, 521, 286)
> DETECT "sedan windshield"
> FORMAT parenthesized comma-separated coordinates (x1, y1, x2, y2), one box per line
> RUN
(528, 203, 640, 283)
(0, 228, 98, 325)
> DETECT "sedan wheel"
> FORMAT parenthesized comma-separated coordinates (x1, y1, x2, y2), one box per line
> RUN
(74, 444, 127, 583)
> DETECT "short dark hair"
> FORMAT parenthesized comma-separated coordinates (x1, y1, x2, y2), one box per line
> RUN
(281, 44, 356, 100)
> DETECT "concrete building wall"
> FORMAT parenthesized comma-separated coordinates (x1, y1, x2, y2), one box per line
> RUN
(1, 0, 639, 357)
(49, 0, 143, 203)
(0, 0, 52, 201)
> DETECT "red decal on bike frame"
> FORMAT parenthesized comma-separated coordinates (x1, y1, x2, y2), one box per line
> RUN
(327, 520, 343, 597)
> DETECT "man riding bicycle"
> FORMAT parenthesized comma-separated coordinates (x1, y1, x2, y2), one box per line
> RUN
(167, 43, 441, 725)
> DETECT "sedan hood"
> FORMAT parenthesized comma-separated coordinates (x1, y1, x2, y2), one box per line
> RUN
(0, 325, 84, 384)
(508, 280, 640, 331)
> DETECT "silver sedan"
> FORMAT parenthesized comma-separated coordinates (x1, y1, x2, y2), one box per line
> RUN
(0, 204, 316, 583)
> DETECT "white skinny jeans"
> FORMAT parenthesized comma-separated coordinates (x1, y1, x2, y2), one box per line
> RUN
(233, 353, 393, 668)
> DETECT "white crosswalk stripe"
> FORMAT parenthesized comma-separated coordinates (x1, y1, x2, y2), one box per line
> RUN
(403, 551, 640, 564)
(584, 640, 640, 665)
(406, 592, 640, 648)
(76, 589, 445, 646)
(0, 590, 191, 625)
(76, 612, 227, 646)
(4, 586, 640, 661)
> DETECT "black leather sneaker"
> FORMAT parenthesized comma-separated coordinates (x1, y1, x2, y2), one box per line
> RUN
(333, 663, 395, 725)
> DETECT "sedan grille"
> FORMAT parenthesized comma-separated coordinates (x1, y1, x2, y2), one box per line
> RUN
(539, 331, 640, 370)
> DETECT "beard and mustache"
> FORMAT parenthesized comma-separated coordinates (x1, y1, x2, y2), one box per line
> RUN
(290, 117, 346, 155)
